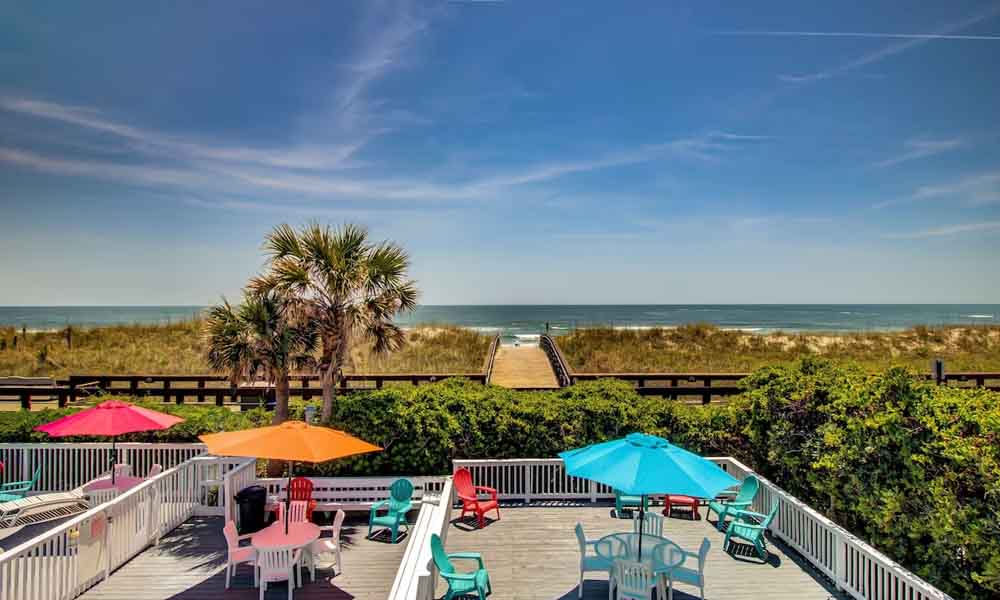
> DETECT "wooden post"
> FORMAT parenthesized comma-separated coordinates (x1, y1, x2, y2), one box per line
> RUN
(376, 377, 384, 389)
(197, 378, 205, 403)
(65, 326, 72, 349)
(215, 390, 224, 407)
(933, 359, 945, 385)
(58, 389, 68, 408)
(702, 377, 711, 405)
(20, 391, 31, 411)
(175, 392, 184, 405)
(129, 378, 139, 395)
(69, 378, 78, 404)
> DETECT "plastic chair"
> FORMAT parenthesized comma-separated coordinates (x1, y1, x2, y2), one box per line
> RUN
(222, 520, 258, 589)
(305, 509, 346, 580)
(431, 533, 491, 600)
(257, 545, 302, 600)
(633, 512, 664, 537)
(368, 479, 413, 543)
(0, 467, 40, 502)
(146, 464, 162, 478)
(574, 522, 613, 598)
(660, 538, 710, 600)
(706, 475, 759, 531)
(610, 559, 661, 600)
(453, 468, 500, 529)
(724, 501, 778, 561)
(276, 500, 310, 524)
(288, 476, 317, 521)
(614, 490, 648, 516)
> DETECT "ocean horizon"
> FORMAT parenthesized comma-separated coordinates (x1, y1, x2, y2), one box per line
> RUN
(0, 304, 997, 334)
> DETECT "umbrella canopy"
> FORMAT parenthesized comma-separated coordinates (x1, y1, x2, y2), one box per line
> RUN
(35, 400, 184, 437)
(559, 432, 738, 498)
(199, 420, 381, 462)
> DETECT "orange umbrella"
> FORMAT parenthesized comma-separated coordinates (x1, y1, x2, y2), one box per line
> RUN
(199, 421, 381, 533)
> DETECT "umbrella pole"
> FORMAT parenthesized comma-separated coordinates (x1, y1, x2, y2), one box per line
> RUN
(285, 461, 293, 535)
(638, 495, 644, 561)
(111, 436, 117, 485)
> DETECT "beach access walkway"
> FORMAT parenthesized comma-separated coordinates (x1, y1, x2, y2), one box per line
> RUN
(489, 345, 560, 389)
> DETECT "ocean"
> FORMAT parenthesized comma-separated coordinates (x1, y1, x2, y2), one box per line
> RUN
(0, 305, 997, 334)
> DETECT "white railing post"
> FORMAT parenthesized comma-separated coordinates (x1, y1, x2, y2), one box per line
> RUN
(589, 479, 597, 503)
(524, 463, 532, 504)
(21, 449, 30, 484)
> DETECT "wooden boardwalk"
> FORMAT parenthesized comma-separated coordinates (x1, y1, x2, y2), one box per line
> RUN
(489, 346, 559, 389)
(79, 515, 408, 600)
(441, 503, 847, 600)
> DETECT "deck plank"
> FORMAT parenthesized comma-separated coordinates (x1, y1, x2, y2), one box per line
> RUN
(78, 515, 408, 600)
(490, 347, 559, 389)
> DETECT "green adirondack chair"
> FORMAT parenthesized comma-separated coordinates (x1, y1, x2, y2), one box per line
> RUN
(613, 489, 648, 517)
(431, 533, 492, 600)
(706, 475, 759, 531)
(368, 478, 413, 543)
(0, 467, 41, 503)
(723, 500, 778, 561)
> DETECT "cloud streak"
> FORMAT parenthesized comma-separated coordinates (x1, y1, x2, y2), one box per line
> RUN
(874, 170, 1000, 208)
(883, 221, 1000, 239)
(873, 137, 967, 168)
(716, 30, 1000, 42)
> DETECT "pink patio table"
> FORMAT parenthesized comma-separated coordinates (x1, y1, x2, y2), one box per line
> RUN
(251, 521, 320, 552)
(83, 475, 145, 493)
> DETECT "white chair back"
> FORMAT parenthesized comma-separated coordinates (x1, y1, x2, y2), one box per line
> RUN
(277, 500, 310, 523)
(574, 522, 587, 558)
(146, 464, 162, 478)
(330, 509, 346, 538)
(113, 463, 130, 478)
(257, 545, 298, 582)
(696, 537, 711, 572)
(613, 559, 657, 600)
(633, 512, 664, 537)
(222, 520, 240, 556)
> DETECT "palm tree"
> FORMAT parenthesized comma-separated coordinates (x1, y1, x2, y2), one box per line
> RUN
(250, 223, 418, 422)
(204, 290, 316, 424)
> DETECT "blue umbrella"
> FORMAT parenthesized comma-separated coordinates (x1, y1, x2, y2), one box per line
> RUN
(559, 432, 739, 558)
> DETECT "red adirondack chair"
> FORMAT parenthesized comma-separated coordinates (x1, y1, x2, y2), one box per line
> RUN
(454, 467, 500, 528)
(288, 476, 317, 521)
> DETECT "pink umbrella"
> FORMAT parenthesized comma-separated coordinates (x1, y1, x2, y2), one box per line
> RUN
(36, 400, 184, 483)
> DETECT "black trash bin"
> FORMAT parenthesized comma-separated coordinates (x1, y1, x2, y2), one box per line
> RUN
(234, 485, 268, 534)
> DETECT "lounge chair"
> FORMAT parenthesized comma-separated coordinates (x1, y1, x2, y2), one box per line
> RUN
(431, 533, 491, 600)
(368, 478, 413, 542)
(454, 468, 500, 528)
(706, 475, 759, 531)
(724, 501, 779, 561)
(0, 466, 41, 502)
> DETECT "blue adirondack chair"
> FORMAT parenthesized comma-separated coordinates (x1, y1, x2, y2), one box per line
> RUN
(723, 500, 778, 561)
(0, 467, 41, 503)
(613, 489, 648, 516)
(368, 478, 413, 543)
(431, 533, 492, 600)
(706, 475, 759, 531)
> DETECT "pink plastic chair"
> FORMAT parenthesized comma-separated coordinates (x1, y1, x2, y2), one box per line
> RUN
(304, 509, 346, 581)
(276, 500, 310, 524)
(146, 464, 162, 478)
(257, 545, 302, 600)
(223, 520, 257, 589)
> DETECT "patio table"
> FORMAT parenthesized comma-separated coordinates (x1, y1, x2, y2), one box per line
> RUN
(595, 532, 686, 600)
(82, 475, 145, 493)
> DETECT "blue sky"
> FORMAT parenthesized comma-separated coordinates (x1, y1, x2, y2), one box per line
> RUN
(1, 0, 998, 305)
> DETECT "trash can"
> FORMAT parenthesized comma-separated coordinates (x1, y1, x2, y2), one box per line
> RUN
(234, 485, 268, 534)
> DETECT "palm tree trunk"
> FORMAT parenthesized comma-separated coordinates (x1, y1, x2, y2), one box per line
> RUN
(272, 372, 290, 425)
(320, 362, 337, 422)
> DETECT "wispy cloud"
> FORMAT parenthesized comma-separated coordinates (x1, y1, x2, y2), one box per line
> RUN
(729, 5, 1000, 83)
(883, 220, 1000, 239)
(873, 137, 967, 168)
(874, 170, 1000, 208)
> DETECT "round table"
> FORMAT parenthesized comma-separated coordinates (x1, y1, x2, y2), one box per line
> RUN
(595, 532, 685, 599)
(251, 521, 320, 551)
(82, 475, 145, 492)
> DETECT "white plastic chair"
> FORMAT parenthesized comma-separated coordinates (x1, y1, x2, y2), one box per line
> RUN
(610, 559, 662, 600)
(633, 512, 665, 537)
(146, 464, 162, 478)
(276, 500, 310, 524)
(574, 522, 613, 598)
(663, 538, 710, 600)
(257, 545, 302, 600)
(305, 509, 346, 581)
(222, 520, 257, 589)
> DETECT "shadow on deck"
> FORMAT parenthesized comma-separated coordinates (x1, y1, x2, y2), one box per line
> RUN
(79, 515, 407, 600)
(441, 502, 848, 600)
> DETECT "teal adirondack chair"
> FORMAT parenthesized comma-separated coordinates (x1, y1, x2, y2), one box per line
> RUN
(0, 467, 41, 502)
(706, 475, 759, 531)
(723, 501, 778, 561)
(613, 489, 648, 517)
(431, 533, 492, 600)
(368, 478, 413, 543)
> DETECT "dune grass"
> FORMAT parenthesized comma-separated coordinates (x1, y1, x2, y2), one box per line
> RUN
(0, 321, 492, 378)
(558, 323, 1000, 372)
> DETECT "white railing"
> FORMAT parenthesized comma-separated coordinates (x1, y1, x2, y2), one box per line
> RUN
(452, 457, 952, 600)
(221, 458, 258, 525)
(255, 475, 447, 508)
(0, 443, 206, 492)
(388, 477, 455, 600)
(0, 454, 212, 600)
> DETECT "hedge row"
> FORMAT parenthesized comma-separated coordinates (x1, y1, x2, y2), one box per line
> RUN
(1, 362, 996, 599)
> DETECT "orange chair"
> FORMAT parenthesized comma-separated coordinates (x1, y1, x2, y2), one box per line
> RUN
(288, 476, 317, 521)
(454, 467, 500, 528)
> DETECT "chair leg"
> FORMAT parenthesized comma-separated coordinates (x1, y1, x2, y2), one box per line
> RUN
(259, 581, 266, 600)
(225, 563, 231, 589)
(288, 574, 294, 600)
(253, 564, 258, 588)
(335, 545, 343, 574)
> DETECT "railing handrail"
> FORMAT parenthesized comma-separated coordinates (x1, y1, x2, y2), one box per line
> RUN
(539, 334, 572, 387)
(0, 442, 205, 449)
(388, 476, 455, 600)
(483, 334, 501, 384)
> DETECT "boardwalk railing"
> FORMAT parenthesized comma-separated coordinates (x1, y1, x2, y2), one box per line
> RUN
(483, 335, 501, 384)
(539, 334, 572, 387)
(388, 477, 455, 600)
(452, 457, 952, 600)
(0, 443, 206, 491)
(0, 455, 216, 600)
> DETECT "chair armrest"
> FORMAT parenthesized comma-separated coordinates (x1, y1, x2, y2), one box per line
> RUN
(370, 499, 389, 515)
(443, 572, 477, 582)
(732, 509, 766, 522)
(731, 522, 765, 532)
(0, 481, 28, 492)
(236, 532, 255, 542)
(448, 552, 485, 568)
(474, 485, 498, 500)
(724, 500, 752, 509)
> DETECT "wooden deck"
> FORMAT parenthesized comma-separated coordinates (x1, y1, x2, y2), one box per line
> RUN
(489, 346, 559, 389)
(78, 515, 408, 600)
(441, 502, 847, 599)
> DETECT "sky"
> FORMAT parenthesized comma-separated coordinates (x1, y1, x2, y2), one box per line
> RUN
(1, 0, 999, 305)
